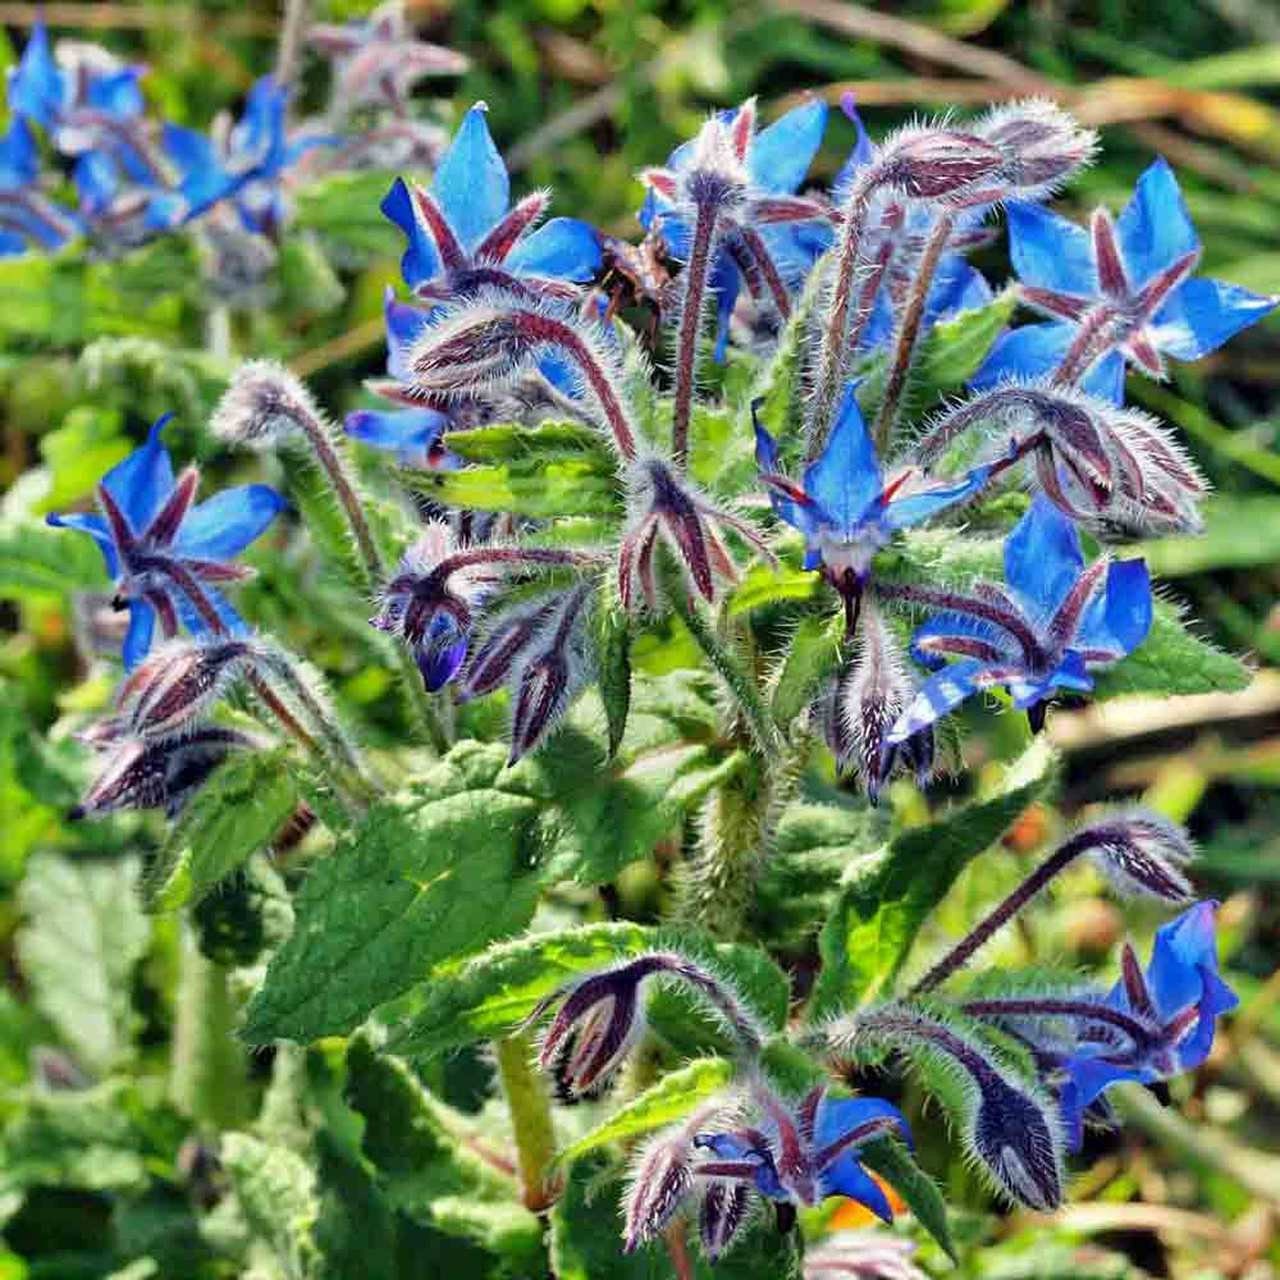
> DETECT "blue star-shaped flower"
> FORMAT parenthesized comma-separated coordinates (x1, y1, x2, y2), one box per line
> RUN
(974, 158, 1278, 401)
(0, 115, 79, 255)
(887, 495, 1152, 742)
(1058, 901, 1238, 1148)
(641, 97, 830, 360)
(381, 102, 601, 302)
(693, 1090, 910, 1222)
(755, 380, 989, 613)
(47, 415, 285, 669)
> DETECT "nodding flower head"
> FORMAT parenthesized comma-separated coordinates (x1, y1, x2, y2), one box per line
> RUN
(817, 602, 933, 802)
(533, 951, 763, 1100)
(1077, 809, 1196, 902)
(46, 415, 285, 669)
(887, 496, 1152, 743)
(642, 103, 754, 219)
(71, 725, 260, 820)
(115, 636, 256, 739)
(755, 385, 988, 625)
(380, 102, 600, 303)
(972, 99, 1097, 204)
(619, 456, 774, 611)
(974, 158, 1277, 398)
(210, 360, 325, 450)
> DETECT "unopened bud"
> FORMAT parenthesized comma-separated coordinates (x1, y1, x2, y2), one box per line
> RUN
(974, 100, 1097, 202)
(623, 1125, 697, 1253)
(971, 1074, 1063, 1211)
(409, 302, 537, 397)
(880, 126, 1004, 201)
(211, 360, 324, 450)
(116, 638, 254, 738)
(1079, 810, 1195, 902)
(699, 1180, 751, 1261)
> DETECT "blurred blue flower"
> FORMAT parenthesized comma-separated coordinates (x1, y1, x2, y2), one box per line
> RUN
(755, 380, 988, 611)
(381, 102, 600, 302)
(974, 158, 1278, 401)
(888, 495, 1151, 741)
(47, 415, 284, 669)
(0, 116, 79, 255)
(1058, 902, 1238, 1148)
(641, 97, 831, 360)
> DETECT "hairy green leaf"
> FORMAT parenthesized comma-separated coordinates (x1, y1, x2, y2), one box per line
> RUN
(770, 613, 845, 725)
(443, 419, 611, 463)
(1095, 608, 1249, 697)
(860, 1136, 956, 1261)
(221, 1133, 319, 1279)
(405, 456, 622, 518)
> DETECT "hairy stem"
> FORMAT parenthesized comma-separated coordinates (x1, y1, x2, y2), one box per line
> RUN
(909, 830, 1097, 994)
(736, 227, 792, 321)
(963, 997, 1155, 1048)
(672, 199, 721, 470)
(494, 1033, 560, 1213)
(872, 211, 953, 449)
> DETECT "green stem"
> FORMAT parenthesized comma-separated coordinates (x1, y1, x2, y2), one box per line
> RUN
(170, 922, 250, 1131)
(494, 1033, 559, 1213)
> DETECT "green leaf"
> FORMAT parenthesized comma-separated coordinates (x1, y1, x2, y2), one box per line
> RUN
(277, 234, 345, 317)
(728, 563, 820, 615)
(769, 613, 844, 725)
(405, 456, 621, 518)
(558, 1058, 733, 1164)
(810, 739, 1056, 1017)
(242, 789, 548, 1042)
(293, 169, 403, 260)
(1094, 608, 1249, 698)
(1137, 496, 1280, 577)
(0, 519, 107, 598)
(595, 606, 633, 759)
(443, 419, 611, 463)
(860, 1136, 956, 1261)
(221, 1133, 319, 1280)
(145, 748, 300, 910)
(16, 852, 151, 1075)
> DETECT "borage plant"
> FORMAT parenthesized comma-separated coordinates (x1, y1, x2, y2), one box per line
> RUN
(30, 61, 1275, 1279)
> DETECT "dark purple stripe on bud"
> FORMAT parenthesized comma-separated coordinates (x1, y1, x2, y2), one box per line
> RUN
(881, 129, 1004, 200)
(700, 1181, 751, 1261)
(1079, 811, 1195, 902)
(623, 1128, 696, 1253)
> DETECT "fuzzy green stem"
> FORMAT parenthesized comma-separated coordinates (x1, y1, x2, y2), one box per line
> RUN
(170, 922, 250, 1130)
(494, 1033, 559, 1213)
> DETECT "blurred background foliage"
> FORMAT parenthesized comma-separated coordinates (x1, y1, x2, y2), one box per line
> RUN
(0, 1, 1277, 1278)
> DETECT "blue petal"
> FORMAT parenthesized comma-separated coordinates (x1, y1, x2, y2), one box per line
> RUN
(821, 1155, 895, 1222)
(1115, 157, 1198, 287)
(1041, 649, 1093, 697)
(230, 76, 289, 174)
(1077, 558, 1152, 656)
(101, 415, 176, 533)
(749, 98, 827, 194)
(0, 117, 39, 189)
(909, 609, 1021, 670)
(381, 176, 443, 290)
(45, 511, 118, 578)
(815, 1097, 911, 1153)
(1003, 495, 1084, 617)
(122, 599, 157, 670)
(85, 66, 145, 118)
(694, 1132, 761, 1162)
(971, 321, 1073, 391)
(1006, 201, 1097, 297)
(710, 252, 740, 363)
(74, 151, 118, 216)
(506, 217, 601, 281)
(887, 658, 1008, 744)
(926, 256, 992, 322)
(384, 287, 431, 380)
(175, 585, 246, 640)
(9, 21, 64, 128)
(1081, 350, 1126, 404)
(1062, 1054, 1142, 1116)
(883, 467, 988, 531)
(346, 407, 448, 456)
(1146, 902, 1232, 1022)
(803, 381, 881, 532)
(433, 103, 509, 250)
(858, 286, 896, 352)
(174, 484, 285, 560)
(419, 637, 468, 691)
(1151, 277, 1278, 362)
(162, 123, 235, 213)
(831, 99, 874, 198)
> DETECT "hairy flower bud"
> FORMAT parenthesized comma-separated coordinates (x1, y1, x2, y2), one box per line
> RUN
(699, 1180, 752, 1261)
(116, 637, 255, 738)
(973, 100, 1097, 203)
(971, 1071, 1064, 1211)
(1077, 810, 1195, 902)
(211, 360, 325, 450)
(878, 126, 1004, 202)
(623, 1125, 699, 1253)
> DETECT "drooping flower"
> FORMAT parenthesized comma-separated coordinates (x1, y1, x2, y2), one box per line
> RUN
(885, 495, 1151, 742)
(754, 382, 989, 624)
(974, 158, 1278, 401)
(381, 102, 600, 304)
(46, 415, 285, 669)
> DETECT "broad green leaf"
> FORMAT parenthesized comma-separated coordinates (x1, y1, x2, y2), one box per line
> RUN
(1139, 495, 1280, 576)
(443, 419, 612, 463)
(728, 563, 820, 614)
(145, 748, 300, 910)
(860, 1136, 956, 1261)
(312, 1133, 400, 1280)
(770, 613, 844, 725)
(1094, 609, 1249, 698)
(0, 1079, 182, 1196)
(221, 1133, 319, 1280)
(405, 456, 621, 518)
(0, 520, 106, 598)
(293, 169, 403, 260)
(278, 233, 346, 317)
(810, 739, 1056, 1016)
(241, 789, 547, 1042)
(558, 1058, 733, 1163)
(16, 852, 150, 1075)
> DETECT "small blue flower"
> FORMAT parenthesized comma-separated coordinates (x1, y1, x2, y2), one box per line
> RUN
(693, 1089, 910, 1221)
(46, 415, 284, 669)
(641, 97, 829, 359)
(1057, 902, 1238, 1148)
(381, 102, 601, 301)
(0, 115, 79, 254)
(755, 381, 989, 610)
(7, 20, 66, 128)
(887, 495, 1151, 742)
(974, 158, 1278, 400)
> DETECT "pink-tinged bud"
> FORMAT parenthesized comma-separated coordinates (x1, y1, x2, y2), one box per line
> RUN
(211, 360, 324, 449)
(879, 126, 1004, 201)
(409, 304, 536, 396)
(974, 99, 1097, 202)
(459, 598, 556, 701)
(805, 1232, 928, 1280)
(507, 587, 592, 764)
(699, 1180, 751, 1261)
(116, 638, 254, 739)
(623, 1127, 697, 1253)
(71, 727, 257, 820)
(1078, 811, 1196, 902)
